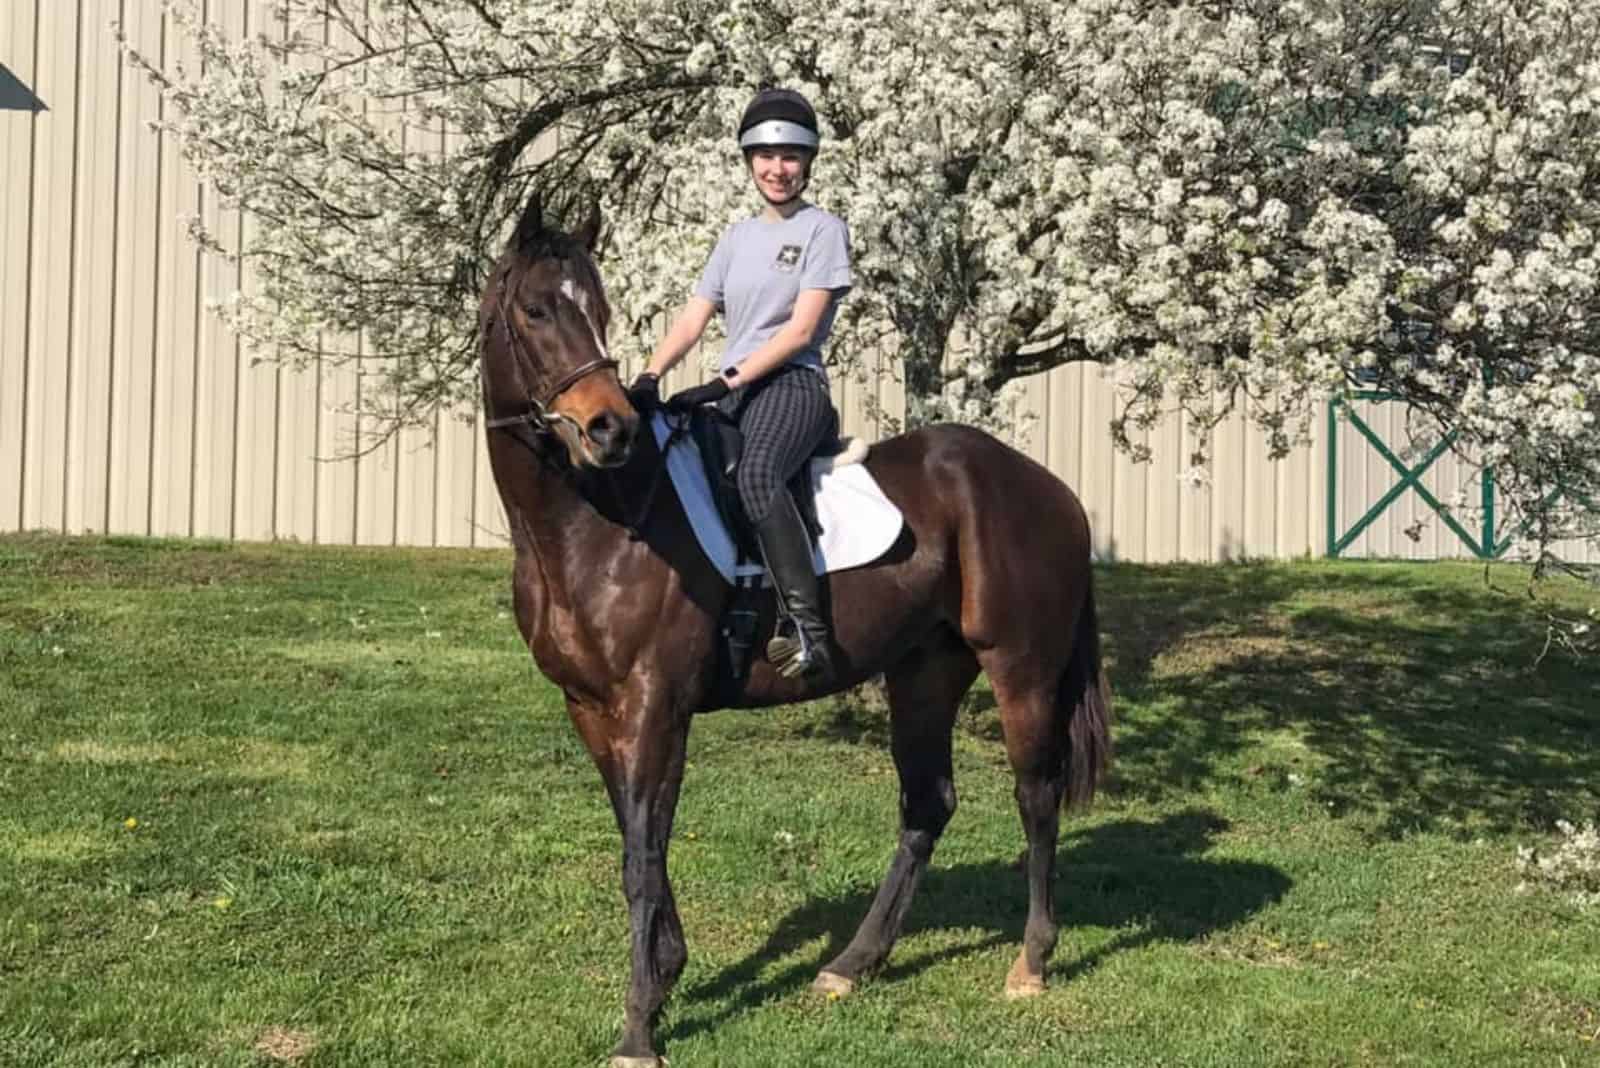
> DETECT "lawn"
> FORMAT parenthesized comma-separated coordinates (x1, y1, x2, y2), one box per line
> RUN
(2, 533, 1597, 1067)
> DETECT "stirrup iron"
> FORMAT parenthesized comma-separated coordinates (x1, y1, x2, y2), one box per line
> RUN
(767, 618, 820, 679)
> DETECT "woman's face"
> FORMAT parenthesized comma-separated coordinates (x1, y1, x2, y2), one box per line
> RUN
(749, 147, 809, 204)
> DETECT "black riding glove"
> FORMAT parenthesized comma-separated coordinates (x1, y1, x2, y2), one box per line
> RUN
(666, 377, 731, 411)
(627, 372, 661, 414)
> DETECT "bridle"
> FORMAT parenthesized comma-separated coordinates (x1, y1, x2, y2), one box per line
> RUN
(483, 268, 682, 538)
(484, 276, 618, 437)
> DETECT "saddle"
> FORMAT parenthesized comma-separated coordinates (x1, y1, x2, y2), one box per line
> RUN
(683, 405, 836, 685)
(686, 405, 830, 560)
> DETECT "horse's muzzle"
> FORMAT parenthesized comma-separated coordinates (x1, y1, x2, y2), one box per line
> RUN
(585, 409, 637, 468)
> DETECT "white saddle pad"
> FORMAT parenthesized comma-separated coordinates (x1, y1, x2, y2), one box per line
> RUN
(650, 413, 904, 585)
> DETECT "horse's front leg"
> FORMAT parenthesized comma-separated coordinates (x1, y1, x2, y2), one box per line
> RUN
(569, 695, 690, 1068)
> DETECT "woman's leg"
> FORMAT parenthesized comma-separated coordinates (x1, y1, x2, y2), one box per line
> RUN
(733, 369, 837, 680)
(731, 368, 836, 524)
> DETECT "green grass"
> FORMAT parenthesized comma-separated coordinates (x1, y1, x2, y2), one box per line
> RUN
(2, 533, 1598, 1067)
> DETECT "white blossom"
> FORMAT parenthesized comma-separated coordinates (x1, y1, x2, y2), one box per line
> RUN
(118, 0, 1600, 557)
(1516, 820, 1600, 908)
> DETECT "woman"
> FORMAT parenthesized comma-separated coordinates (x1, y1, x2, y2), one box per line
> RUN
(629, 87, 852, 684)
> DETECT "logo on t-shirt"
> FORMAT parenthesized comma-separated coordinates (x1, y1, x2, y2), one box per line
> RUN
(774, 244, 802, 272)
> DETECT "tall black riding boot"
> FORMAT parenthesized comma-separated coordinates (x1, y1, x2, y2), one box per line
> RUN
(754, 490, 836, 684)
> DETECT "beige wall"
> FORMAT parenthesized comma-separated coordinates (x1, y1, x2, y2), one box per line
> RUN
(3, 3, 1593, 565)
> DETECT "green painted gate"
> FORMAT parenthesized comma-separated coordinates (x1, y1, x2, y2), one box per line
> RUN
(1327, 392, 1595, 559)
(1327, 391, 1506, 559)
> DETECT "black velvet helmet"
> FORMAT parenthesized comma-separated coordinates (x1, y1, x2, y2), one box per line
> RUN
(737, 88, 820, 154)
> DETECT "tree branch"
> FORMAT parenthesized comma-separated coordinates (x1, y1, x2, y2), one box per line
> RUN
(978, 336, 1135, 392)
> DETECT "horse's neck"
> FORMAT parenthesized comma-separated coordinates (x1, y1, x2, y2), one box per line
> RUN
(493, 431, 725, 693)
(505, 461, 617, 559)
(498, 440, 661, 585)
(501, 431, 721, 613)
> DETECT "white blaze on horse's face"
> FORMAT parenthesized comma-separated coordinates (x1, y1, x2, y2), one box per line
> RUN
(560, 277, 610, 363)
(544, 272, 633, 469)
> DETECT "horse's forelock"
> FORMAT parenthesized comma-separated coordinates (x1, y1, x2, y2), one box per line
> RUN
(501, 219, 593, 284)
(501, 189, 610, 330)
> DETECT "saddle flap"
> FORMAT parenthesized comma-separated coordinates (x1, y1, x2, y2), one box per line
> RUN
(650, 412, 903, 587)
(688, 406, 827, 554)
(688, 407, 755, 557)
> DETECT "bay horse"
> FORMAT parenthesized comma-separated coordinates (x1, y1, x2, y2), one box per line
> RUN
(479, 193, 1112, 1068)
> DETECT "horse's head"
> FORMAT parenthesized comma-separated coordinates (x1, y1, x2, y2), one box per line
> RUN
(480, 193, 637, 469)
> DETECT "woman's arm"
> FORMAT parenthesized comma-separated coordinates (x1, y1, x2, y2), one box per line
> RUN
(645, 297, 718, 377)
(724, 288, 835, 388)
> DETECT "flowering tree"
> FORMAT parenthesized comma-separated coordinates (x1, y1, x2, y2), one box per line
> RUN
(124, 0, 1599, 566)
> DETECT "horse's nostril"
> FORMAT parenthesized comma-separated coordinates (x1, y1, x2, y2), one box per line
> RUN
(588, 411, 619, 446)
(585, 410, 636, 464)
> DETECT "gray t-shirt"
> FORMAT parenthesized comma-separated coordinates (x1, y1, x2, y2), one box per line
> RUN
(693, 204, 852, 376)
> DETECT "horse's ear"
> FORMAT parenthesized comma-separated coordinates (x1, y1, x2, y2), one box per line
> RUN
(511, 189, 544, 251)
(574, 202, 602, 254)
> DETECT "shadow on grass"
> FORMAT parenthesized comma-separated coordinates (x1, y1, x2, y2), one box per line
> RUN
(668, 808, 1287, 1044)
(946, 562, 1599, 838)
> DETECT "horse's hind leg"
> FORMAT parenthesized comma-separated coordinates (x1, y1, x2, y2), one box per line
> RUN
(986, 669, 1068, 999)
(814, 631, 979, 996)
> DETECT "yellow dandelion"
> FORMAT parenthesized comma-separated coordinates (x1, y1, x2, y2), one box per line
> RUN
(123, 817, 139, 830)
(212, 896, 233, 910)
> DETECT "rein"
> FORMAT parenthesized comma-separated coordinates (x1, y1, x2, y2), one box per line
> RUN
(608, 411, 690, 539)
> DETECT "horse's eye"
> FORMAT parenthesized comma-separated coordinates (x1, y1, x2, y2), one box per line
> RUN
(524, 304, 548, 321)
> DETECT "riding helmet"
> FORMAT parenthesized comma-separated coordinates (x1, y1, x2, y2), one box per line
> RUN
(737, 88, 820, 154)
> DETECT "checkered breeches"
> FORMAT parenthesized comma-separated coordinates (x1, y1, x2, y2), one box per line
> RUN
(721, 367, 837, 524)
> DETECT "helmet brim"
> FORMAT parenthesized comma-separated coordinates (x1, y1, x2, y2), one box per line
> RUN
(738, 119, 819, 152)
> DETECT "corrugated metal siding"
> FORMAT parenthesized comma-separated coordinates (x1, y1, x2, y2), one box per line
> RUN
(1, 1, 510, 548)
(0, 1, 35, 532)
(1001, 365, 1328, 563)
(3, 6, 1594, 564)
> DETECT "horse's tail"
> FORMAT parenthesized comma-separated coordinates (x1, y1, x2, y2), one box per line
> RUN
(1061, 575, 1113, 809)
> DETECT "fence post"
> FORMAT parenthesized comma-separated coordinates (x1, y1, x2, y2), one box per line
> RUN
(1326, 399, 1340, 556)
(1481, 465, 1496, 559)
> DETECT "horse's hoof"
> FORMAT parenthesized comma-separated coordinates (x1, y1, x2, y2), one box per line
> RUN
(1004, 978, 1046, 1000)
(1004, 955, 1046, 1000)
(609, 1057, 664, 1068)
(812, 970, 856, 998)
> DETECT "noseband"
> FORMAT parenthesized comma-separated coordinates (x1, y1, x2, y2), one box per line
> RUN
(485, 282, 618, 436)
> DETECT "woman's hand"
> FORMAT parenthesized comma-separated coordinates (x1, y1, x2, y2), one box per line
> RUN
(627, 372, 661, 414)
(666, 377, 731, 411)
